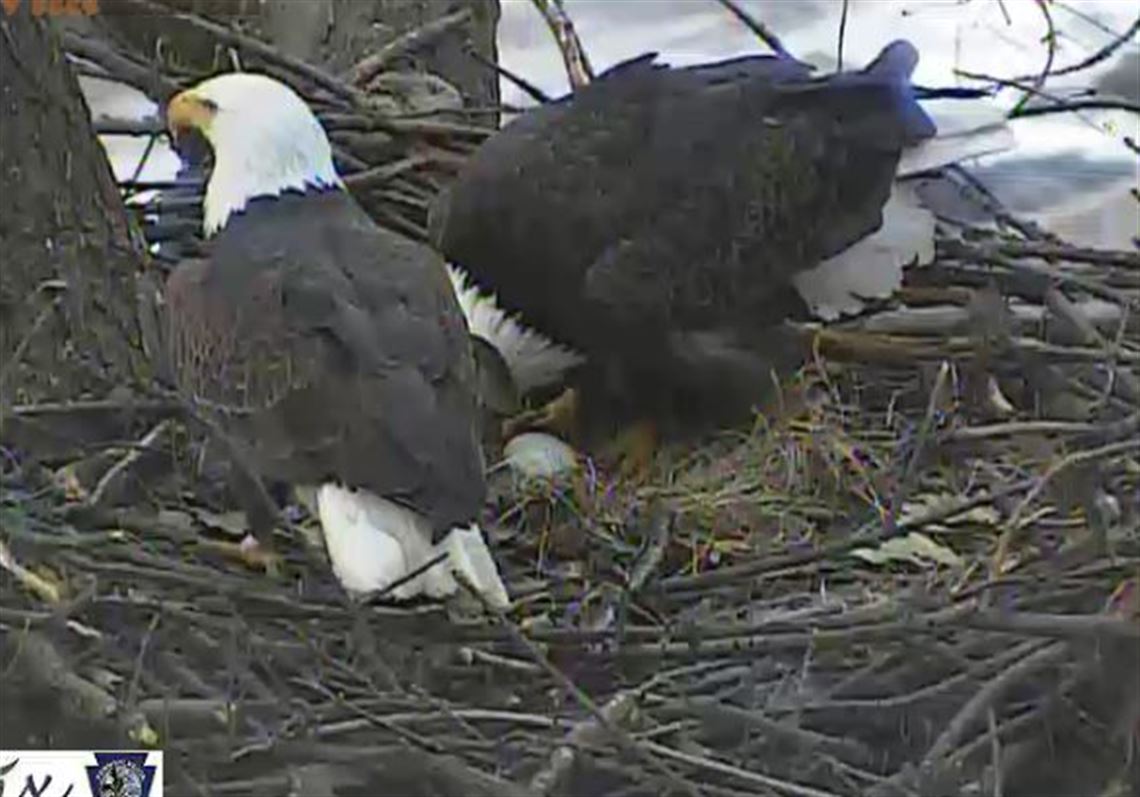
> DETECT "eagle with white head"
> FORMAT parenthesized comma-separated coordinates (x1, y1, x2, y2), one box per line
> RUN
(163, 73, 509, 608)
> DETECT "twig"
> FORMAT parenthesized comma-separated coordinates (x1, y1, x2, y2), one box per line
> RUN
(116, 0, 369, 110)
(93, 117, 165, 135)
(530, 690, 640, 796)
(955, 65, 1140, 121)
(343, 154, 432, 190)
(1013, 13, 1140, 82)
(922, 641, 1067, 764)
(1044, 286, 1140, 403)
(713, 0, 793, 60)
(1055, 2, 1129, 37)
(942, 165, 1060, 242)
(465, 45, 551, 104)
(627, 505, 672, 593)
(1011, 97, 1140, 118)
(62, 30, 180, 100)
(87, 420, 171, 508)
(364, 551, 448, 604)
(530, 0, 595, 89)
(1009, 438, 1140, 530)
(349, 7, 473, 88)
(992, 437, 1140, 574)
(945, 419, 1112, 442)
(952, 609, 1139, 641)
(678, 697, 874, 765)
(987, 709, 1003, 797)
(836, 0, 850, 72)
(938, 239, 1137, 305)
(127, 130, 161, 187)
(1009, 0, 1057, 116)
(454, 573, 703, 797)
(3, 631, 113, 716)
(996, 0, 1013, 26)
(641, 739, 843, 797)
(886, 360, 952, 534)
(661, 477, 1036, 592)
(943, 238, 1140, 270)
(302, 677, 448, 754)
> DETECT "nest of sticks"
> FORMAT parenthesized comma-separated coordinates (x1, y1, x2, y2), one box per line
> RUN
(2, 3, 1138, 796)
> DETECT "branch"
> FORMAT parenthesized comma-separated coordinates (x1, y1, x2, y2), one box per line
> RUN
(61, 30, 180, 100)
(1009, 0, 1057, 115)
(530, 691, 640, 796)
(116, 0, 369, 109)
(885, 360, 953, 534)
(1014, 13, 1140, 82)
(923, 641, 1067, 763)
(713, 0, 793, 60)
(530, 0, 594, 89)
(2, 631, 151, 742)
(956, 65, 1140, 131)
(465, 44, 551, 105)
(836, 0, 850, 71)
(1010, 97, 1140, 118)
(349, 7, 473, 89)
(455, 574, 700, 797)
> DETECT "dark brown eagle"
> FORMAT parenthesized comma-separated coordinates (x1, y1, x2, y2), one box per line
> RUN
(163, 73, 508, 607)
(429, 41, 1011, 465)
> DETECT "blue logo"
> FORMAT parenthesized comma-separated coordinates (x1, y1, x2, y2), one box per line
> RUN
(84, 754, 156, 797)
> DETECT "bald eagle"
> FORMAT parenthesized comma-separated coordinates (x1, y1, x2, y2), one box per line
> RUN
(163, 74, 509, 607)
(429, 42, 1012, 459)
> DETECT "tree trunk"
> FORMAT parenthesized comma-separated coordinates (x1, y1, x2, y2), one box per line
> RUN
(0, 8, 147, 452)
(91, 0, 501, 117)
(260, 0, 500, 114)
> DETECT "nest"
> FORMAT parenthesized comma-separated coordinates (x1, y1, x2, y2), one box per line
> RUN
(2, 3, 1139, 796)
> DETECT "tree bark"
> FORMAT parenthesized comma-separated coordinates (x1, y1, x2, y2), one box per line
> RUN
(0, 8, 147, 450)
(91, 0, 501, 117)
(262, 0, 499, 110)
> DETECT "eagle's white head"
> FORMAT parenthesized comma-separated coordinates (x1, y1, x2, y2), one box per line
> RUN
(166, 73, 343, 237)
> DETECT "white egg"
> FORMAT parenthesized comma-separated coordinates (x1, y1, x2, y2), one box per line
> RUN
(501, 432, 580, 482)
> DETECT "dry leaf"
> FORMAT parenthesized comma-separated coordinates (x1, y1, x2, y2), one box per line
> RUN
(851, 532, 964, 568)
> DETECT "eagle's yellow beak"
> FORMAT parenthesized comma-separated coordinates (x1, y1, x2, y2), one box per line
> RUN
(166, 89, 217, 143)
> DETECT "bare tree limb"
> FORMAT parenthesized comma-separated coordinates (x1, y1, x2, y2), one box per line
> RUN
(348, 7, 473, 89)
(713, 0, 793, 60)
(1014, 13, 1140, 82)
(530, 0, 594, 89)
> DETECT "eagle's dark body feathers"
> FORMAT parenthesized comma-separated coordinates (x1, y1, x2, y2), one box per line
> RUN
(431, 42, 937, 427)
(167, 190, 484, 536)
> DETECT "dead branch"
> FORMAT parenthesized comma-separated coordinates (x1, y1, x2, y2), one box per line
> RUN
(713, 0, 793, 60)
(349, 7, 473, 88)
(530, 0, 595, 89)
(1014, 13, 1140, 82)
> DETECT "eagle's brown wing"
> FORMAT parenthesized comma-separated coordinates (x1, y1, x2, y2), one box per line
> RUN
(165, 191, 485, 534)
(430, 45, 933, 353)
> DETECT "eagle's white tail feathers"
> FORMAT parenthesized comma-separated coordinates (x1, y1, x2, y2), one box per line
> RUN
(446, 263, 584, 395)
(315, 483, 509, 607)
(793, 99, 1012, 320)
(793, 183, 934, 321)
(899, 98, 1014, 176)
(437, 524, 511, 609)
